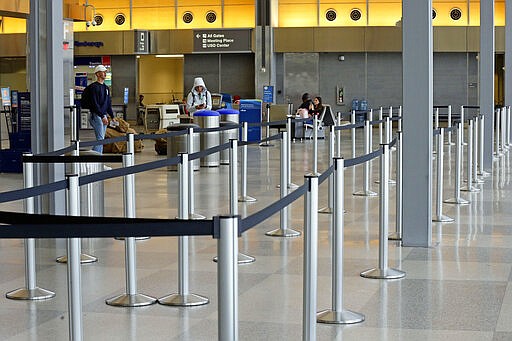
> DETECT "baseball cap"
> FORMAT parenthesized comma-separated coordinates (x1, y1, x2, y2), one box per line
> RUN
(94, 65, 107, 73)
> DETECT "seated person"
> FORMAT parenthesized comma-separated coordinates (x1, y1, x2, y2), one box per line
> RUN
(297, 93, 313, 117)
(310, 96, 323, 117)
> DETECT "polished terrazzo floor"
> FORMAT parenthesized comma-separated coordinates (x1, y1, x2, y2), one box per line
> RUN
(0, 128, 511, 340)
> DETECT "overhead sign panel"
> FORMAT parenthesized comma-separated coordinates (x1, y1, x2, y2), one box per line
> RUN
(193, 29, 251, 53)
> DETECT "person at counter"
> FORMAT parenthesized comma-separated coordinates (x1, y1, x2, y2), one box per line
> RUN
(186, 77, 212, 114)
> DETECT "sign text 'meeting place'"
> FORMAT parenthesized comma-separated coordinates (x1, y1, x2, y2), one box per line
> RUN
(193, 29, 251, 53)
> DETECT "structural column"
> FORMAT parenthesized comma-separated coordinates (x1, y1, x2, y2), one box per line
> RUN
(29, 0, 66, 214)
(402, 0, 433, 247)
(506, 1, 512, 114)
(480, 0, 495, 169)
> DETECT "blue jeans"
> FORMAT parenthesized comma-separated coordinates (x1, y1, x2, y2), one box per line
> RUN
(89, 114, 107, 153)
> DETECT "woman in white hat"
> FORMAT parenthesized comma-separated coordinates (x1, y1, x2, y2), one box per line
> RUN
(186, 77, 212, 114)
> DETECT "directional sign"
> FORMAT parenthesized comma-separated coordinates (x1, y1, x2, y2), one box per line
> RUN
(193, 29, 251, 53)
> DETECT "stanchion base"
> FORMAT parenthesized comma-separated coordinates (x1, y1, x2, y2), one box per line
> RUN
(444, 197, 470, 205)
(213, 252, 256, 264)
(259, 142, 274, 147)
(375, 179, 396, 185)
(460, 186, 481, 193)
(190, 213, 206, 220)
(388, 232, 402, 241)
(6, 287, 56, 300)
(318, 206, 333, 214)
(265, 228, 301, 238)
(105, 293, 157, 307)
(115, 237, 150, 241)
(56, 253, 98, 264)
(478, 171, 491, 177)
(360, 267, 406, 279)
(433, 215, 455, 223)
(158, 293, 209, 307)
(238, 195, 257, 202)
(444, 142, 455, 146)
(288, 183, 299, 189)
(472, 178, 485, 184)
(353, 190, 378, 197)
(317, 309, 365, 325)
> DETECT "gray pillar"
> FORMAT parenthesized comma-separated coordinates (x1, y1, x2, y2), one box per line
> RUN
(480, 0, 495, 170)
(402, 0, 432, 247)
(29, 0, 66, 214)
(506, 1, 512, 107)
(255, 0, 276, 100)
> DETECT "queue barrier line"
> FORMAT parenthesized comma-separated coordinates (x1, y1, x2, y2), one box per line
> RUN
(240, 143, 387, 234)
(37, 144, 77, 157)
(0, 210, 216, 239)
(80, 135, 128, 148)
(0, 132, 283, 203)
(0, 180, 68, 204)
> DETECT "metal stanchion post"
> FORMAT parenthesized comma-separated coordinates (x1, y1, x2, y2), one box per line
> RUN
(378, 107, 383, 144)
(472, 119, 484, 184)
(317, 158, 365, 324)
(238, 122, 257, 202)
(446, 105, 454, 145)
(444, 122, 470, 205)
(303, 174, 319, 341)
(369, 109, 373, 151)
(502, 107, 507, 151)
(461, 119, 480, 193)
(351, 110, 356, 158)
(188, 127, 206, 219)
(260, 103, 273, 147)
(494, 109, 501, 158)
(507, 105, 511, 147)
(71, 105, 77, 142)
(435, 108, 439, 130)
(215, 140, 256, 263)
(6, 155, 56, 300)
(319, 126, 335, 213)
(158, 153, 209, 306)
(106, 153, 157, 307)
(266, 132, 301, 237)
(460, 106, 466, 146)
(336, 113, 341, 157)
(389, 131, 403, 240)
(116, 134, 149, 241)
(57, 143, 97, 264)
(217, 216, 239, 341)
(360, 144, 406, 280)
(433, 129, 454, 222)
(66, 174, 83, 341)
(398, 106, 402, 133)
(478, 115, 490, 177)
(287, 116, 298, 189)
(354, 119, 377, 197)
(386, 116, 396, 183)
(313, 115, 318, 174)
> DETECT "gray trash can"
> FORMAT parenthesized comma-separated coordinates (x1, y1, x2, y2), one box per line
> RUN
(217, 108, 240, 124)
(193, 110, 220, 167)
(167, 123, 200, 171)
(220, 121, 239, 165)
(77, 150, 104, 217)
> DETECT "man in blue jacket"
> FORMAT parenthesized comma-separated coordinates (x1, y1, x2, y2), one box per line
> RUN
(87, 64, 114, 153)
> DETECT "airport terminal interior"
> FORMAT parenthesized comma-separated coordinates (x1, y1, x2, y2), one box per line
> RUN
(1, 0, 512, 340)
(1, 129, 512, 340)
